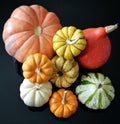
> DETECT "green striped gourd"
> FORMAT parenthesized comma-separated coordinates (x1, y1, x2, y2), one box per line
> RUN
(75, 72, 115, 110)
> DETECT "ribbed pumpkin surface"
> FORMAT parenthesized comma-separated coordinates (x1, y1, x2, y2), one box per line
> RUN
(75, 72, 115, 110)
(2, 4, 62, 62)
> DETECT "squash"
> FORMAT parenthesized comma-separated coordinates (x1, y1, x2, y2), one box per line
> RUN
(50, 55, 79, 88)
(49, 89, 78, 118)
(77, 24, 118, 69)
(20, 79, 52, 107)
(53, 26, 87, 60)
(2, 4, 62, 63)
(22, 53, 53, 83)
(75, 72, 115, 110)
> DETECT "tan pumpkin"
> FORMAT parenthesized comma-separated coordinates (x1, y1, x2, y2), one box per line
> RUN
(53, 26, 87, 60)
(49, 89, 78, 118)
(2, 4, 62, 63)
(22, 53, 53, 83)
(50, 55, 79, 88)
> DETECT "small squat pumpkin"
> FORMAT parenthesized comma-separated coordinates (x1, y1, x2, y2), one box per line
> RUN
(2, 4, 62, 63)
(22, 53, 53, 83)
(75, 72, 115, 110)
(49, 89, 78, 118)
(53, 26, 87, 60)
(20, 79, 52, 107)
(50, 55, 79, 88)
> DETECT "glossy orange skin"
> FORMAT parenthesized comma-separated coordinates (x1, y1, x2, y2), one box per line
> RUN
(22, 53, 53, 83)
(49, 89, 78, 118)
(77, 27, 111, 69)
(2, 4, 62, 63)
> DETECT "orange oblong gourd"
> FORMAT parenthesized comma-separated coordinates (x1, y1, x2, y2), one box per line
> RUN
(49, 89, 78, 118)
(22, 53, 53, 83)
(2, 4, 62, 63)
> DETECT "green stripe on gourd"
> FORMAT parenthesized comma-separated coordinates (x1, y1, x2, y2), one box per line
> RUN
(75, 72, 115, 110)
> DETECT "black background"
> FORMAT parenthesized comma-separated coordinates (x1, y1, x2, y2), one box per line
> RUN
(0, 0, 120, 124)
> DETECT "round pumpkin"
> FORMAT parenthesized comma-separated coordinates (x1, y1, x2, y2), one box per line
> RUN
(49, 88, 78, 118)
(75, 72, 115, 110)
(2, 4, 62, 63)
(20, 79, 52, 107)
(22, 53, 53, 83)
(50, 55, 79, 88)
(53, 26, 87, 60)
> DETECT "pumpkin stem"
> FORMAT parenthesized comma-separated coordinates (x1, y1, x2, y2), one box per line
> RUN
(35, 26, 42, 36)
(62, 90, 67, 104)
(105, 23, 118, 34)
(98, 83, 102, 89)
(35, 68, 41, 74)
(66, 38, 79, 45)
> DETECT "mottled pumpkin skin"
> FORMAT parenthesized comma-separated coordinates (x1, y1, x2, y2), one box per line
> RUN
(22, 53, 53, 84)
(49, 89, 78, 118)
(50, 55, 79, 88)
(75, 72, 115, 110)
(2, 4, 62, 63)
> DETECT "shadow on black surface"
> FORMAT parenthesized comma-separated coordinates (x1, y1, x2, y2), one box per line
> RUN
(78, 101, 107, 114)
(28, 102, 49, 112)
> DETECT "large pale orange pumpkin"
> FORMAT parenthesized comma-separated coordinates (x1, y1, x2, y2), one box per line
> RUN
(22, 53, 53, 83)
(2, 4, 62, 63)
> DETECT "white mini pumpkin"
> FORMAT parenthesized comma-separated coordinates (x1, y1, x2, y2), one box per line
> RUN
(20, 79, 52, 107)
(75, 72, 115, 110)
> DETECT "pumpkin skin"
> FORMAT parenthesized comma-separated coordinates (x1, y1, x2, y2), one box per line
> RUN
(2, 4, 62, 63)
(22, 53, 53, 83)
(75, 72, 115, 110)
(50, 55, 79, 88)
(20, 79, 52, 107)
(53, 26, 87, 60)
(49, 89, 78, 118)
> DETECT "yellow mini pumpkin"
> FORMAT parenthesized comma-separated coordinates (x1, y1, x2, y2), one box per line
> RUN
(53, 26, 87, 60)
(50, 55, 79, 88)
(22, 53, 53, 83)
(49, 89, 78, 118)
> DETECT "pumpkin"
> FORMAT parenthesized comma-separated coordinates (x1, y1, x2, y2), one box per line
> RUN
(49, 89, 78, 118)
(75, 72, 115, 110)
(20, 79, 52, 107)
(53, 26, 87, 60)
(22, 53, 53, 83)
(2, 4, 62, 63)
(50, 55, 79, 88)
(77, 24, 118, 69)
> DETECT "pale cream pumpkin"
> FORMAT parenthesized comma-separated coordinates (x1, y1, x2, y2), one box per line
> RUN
(20, 79, 52, 107)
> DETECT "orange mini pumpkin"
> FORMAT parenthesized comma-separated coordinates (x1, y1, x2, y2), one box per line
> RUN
(22, 53, 53, 83)
(49, 89, 78, 118)
(2, 4, 62, 63)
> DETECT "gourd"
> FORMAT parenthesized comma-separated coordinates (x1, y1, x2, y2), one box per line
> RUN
(2, 4, 62, 63)
(22, 53, 53, 83)
(53, 26, 86, 60)
(20, 79, 52, 107)
(77, 24, 118, 69)
(50, 55, 79, 88)
(75, 72, 115, 110)
(49, 89, 78, 118)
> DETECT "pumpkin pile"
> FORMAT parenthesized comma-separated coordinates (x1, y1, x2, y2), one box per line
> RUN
(2, 4, 117, 119)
